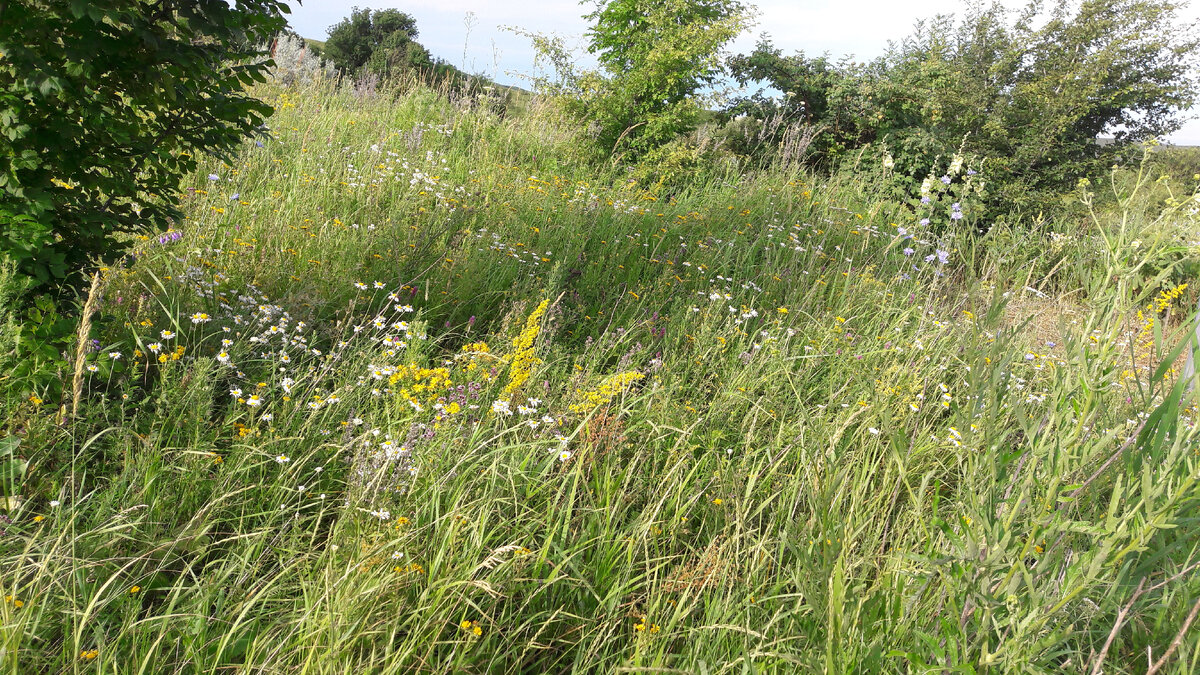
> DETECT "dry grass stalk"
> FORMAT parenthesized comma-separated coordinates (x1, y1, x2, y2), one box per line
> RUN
(68, 271, 104, 421)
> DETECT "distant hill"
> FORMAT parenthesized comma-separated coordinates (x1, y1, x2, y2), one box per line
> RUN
(299, 34, 531, 103)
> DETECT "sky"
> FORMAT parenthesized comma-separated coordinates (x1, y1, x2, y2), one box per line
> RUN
(282, 0, 1200, 145)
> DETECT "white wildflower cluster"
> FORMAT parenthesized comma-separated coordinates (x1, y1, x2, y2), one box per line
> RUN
(270, 34, 337, 86)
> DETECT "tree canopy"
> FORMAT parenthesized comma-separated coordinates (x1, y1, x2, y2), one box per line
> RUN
(727, 0, 1200, 211)
(323, 7, 433, 78)
(575, 0, 751, 160)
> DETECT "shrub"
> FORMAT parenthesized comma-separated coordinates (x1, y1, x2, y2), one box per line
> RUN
(272, 32, 337, 86)
(527, 0, 750, 163)
(727, 0, 1200, 216)
(0, 0, 290, 297)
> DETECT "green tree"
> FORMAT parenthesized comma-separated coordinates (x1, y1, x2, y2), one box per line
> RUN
(725, 39, 865, 166)
(0, 0, 290, 294)
(324, 7, 430, 77)
(876, 0, 1200, 212)
(576, 0, 751, 160)
(729, 0, 1200, 213)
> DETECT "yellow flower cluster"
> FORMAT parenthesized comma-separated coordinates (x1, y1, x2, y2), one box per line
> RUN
(1153, 283, 1188, 313)
(633, 618, 660, 634)
(461, 341, 490, 354)
(1136, 283, 1189, 355)
(503, 300, 548, 396)
(459, 341, 491, 373)
(388, 364, 452, 406)
(159, 345, 186, 363)
(569, 371, 645, 413)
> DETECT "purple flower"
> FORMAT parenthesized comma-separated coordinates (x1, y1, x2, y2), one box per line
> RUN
(208, 174, 219, 181)
(903, 247, 915, 256)
(936, 249, 949, 264)
(950, 211, 963, 221)
(919, 218, 930, 226)
(920, 196, 931, 204)
(966, 169, 977, 176)
(951, 202, 961, 211)
(924, 253, 936, 263)
(230, 193, 240, 201)
(897, 226, 909, 237)
(940, 175, 951, 185)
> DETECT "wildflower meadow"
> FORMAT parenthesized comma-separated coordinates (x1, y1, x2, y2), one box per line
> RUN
(2, 73, 1200, 673)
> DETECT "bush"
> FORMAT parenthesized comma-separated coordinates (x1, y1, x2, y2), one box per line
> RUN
(727, 0, 1200, 216)
(272, 33, 337, 86)
(528, 0, 750, 163)
(0, 0, 290, 297)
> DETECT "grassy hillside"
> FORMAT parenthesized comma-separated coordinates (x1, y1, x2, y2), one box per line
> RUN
(2, 78, 1199, 673)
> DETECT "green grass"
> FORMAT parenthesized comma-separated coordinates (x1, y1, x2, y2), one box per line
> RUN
(2, 77, 1199, 673)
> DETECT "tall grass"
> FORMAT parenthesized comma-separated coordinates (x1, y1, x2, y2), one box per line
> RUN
(1, 77, 1199, 673)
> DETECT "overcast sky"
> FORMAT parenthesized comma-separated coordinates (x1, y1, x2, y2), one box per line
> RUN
(283, 0, 1200, 145)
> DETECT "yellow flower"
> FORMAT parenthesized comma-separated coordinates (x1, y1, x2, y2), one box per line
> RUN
(503, 300, 549, 396)
(80, 649, 99, 661)
(569, 371, 644, 413)
(712, 498, 723, 506)
(461, 341, 489, 354)
(130, 586, 141, 594)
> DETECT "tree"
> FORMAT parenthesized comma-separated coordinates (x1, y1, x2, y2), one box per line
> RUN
(0, 0, 290, 294)
(577, 0, 751, 160)
(878, 0, 1200, 211)
(365, 31, 434, 77)
(725, 38, 863, 166)
(728, 0, 1200, 213)
(323, 7, 427, 77)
